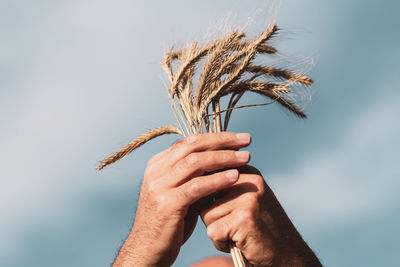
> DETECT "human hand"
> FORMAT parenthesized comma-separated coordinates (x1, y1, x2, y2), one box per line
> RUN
(200, 165, 321, 267)
(112, 132, 252, 267)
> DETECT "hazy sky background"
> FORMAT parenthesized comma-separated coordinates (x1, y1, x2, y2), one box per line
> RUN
(1, 1, 399, 266)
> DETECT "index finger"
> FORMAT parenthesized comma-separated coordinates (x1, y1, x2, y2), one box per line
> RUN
(153, 132, 251, 167)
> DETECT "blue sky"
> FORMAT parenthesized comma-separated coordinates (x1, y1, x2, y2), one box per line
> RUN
(1, 1, 399, 266)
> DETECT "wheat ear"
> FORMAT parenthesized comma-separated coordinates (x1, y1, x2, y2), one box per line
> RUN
(97, 125, 182, 170)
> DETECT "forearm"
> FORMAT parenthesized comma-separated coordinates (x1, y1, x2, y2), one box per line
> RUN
(273, 236, 322, 267)
(264, 185, 322, 266)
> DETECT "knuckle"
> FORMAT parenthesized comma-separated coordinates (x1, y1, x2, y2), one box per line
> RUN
(219, 222, 230, 238)
(179, 182, 197, 204)
(187, 180, 200, 195)
(171, 163, 183, 176)
(147, 180, 160, 194)
(147, 153, 159, 165)
(171, 138, 186, 150)
(171, 135, 199, 152)
(184, 134, 200, 145)
(233, 231, 249, 249)
(152, 194, 171, 212)
(217, 151, 232, 162)
(212, 171, 228, 187)
(235, 209, 254, 225)
(226, 132, 237, 141)
(249, 175, 266, 191)
(215, 132, 228, 143)
(206, 225, 217, 240)
(211, 174, 221, 187)
(146, 157, 155, 166)
(186, 153, 199, 165)
(173, 154, 197, 174)
(207, 223, 227, 241)
(144, 164, 154, 177)
(207, 151, 229, 166)
(220, 132, 236, 143)
(181, 188, 191, 203)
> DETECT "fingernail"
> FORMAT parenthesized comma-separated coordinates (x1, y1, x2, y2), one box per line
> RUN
(235, 151, 249, 162)
(225, 169, 239, 181)
(236, 133, 251, 143)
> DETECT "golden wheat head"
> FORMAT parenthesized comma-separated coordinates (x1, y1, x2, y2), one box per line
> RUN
(98, 22, 313, 170)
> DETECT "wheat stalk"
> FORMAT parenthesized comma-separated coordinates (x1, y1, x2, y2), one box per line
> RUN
(98, 21, 313, 267)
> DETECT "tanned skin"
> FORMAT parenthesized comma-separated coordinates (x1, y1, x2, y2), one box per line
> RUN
(112, 132, 322, 267)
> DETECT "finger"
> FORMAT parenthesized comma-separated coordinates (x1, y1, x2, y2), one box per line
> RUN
(201, 188, 259, 226)
(201, 192, 244, 226)
(175, 169, 240, 207)
(201, 172, 264, 225)
(201, 200, 233, 226)
(169, 150, 250, 186)
(206, 214, 234, 253)
(206, 208, 259, 254)
(156, 132, 251, 167)
(199, 185, 246, 226)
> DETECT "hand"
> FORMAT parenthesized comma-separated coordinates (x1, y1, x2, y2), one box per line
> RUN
(200, 165, 321, 267)
(112, 132, 252, 267)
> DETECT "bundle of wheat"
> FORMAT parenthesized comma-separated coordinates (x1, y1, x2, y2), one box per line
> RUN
(98, 22, 313, 267)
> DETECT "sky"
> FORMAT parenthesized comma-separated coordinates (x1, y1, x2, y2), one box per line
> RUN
(1, 0, 399, 266)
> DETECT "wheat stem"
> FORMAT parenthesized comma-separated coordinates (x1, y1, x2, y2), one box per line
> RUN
(211, 101, 217, 133)
(230, 241, 251, 267)
(206, 101, 274, 120)
(171, 97, 190, 136)
(216, 100, 222, 132)
(224, 91, 245, 131)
